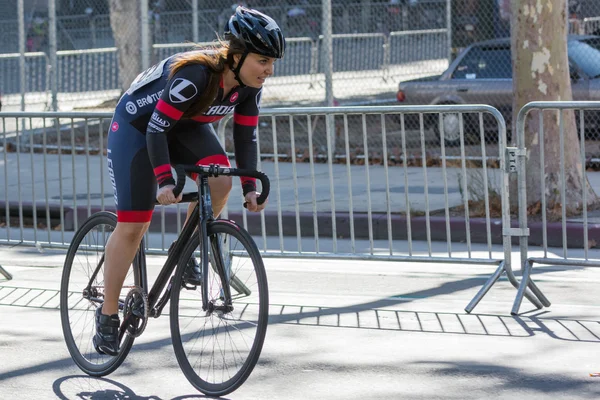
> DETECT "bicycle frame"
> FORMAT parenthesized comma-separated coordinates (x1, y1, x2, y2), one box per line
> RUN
(83, 178, 225, 319)
(140, 173, 234, 317)
(84, 164, 268, 318)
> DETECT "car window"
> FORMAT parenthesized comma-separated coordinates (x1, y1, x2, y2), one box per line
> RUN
(452, 46, 512, 80)
(568, 38, 600, 79)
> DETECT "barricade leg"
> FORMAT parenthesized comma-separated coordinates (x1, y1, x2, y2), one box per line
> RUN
(0, 265, 12, 281)
(466, 260, 544, 313)
(465, 262, 505, 313)
(511, 260, 551, 315)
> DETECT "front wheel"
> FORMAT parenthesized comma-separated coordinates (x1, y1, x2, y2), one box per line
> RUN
(170, 220, 269, 397)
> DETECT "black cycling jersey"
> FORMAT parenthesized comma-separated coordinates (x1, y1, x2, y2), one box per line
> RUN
(114, 51, 261, 194)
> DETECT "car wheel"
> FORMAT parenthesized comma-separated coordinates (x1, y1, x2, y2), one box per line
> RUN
(434, 112, 462, 147)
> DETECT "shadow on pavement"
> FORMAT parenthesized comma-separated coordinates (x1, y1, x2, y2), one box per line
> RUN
(53, 375, 222, 400)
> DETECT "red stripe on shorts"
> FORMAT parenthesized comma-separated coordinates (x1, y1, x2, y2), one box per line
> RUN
(191, 155, 231, 182)
(117, 210, 153, 223)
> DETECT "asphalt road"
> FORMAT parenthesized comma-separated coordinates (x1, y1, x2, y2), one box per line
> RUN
(1, 241, 600, 399)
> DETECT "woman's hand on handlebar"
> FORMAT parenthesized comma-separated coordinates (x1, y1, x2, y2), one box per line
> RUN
(245, 191, 268, 212)
(157, 184, 183, 205)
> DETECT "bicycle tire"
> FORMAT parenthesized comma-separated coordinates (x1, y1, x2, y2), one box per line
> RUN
(60, 211, 141, 376)
(170, 220, 269, 396)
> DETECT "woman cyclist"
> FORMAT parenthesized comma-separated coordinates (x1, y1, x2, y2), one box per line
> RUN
(94, 6, 285, 356)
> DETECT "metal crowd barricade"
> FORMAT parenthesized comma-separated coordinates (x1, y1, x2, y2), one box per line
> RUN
(511, 101, 600, 315)
(0, 106, 544, 313)
(217, 104, 543, 313)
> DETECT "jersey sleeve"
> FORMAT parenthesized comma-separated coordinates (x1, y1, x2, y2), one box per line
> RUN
(147, 64, 209, 188)
(232, 88, 262, 195)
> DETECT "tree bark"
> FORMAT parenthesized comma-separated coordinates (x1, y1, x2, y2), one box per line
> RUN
(511, 0, 598, 216)
(109, 0, 141, 92)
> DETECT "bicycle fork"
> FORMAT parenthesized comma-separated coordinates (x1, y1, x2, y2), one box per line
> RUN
(198, 175, 233, 314)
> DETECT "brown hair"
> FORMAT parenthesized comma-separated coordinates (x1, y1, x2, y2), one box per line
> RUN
(168, 38, 247, 118)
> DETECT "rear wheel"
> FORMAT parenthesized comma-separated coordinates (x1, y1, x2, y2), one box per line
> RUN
(170, 220, 269, 396)
(60, 211, 141, 376)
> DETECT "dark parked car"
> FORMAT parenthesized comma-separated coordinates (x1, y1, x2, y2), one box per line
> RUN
(396, 35, 600, 146)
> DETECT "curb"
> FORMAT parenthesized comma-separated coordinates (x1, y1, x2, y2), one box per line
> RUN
(2, 201, 599, 249)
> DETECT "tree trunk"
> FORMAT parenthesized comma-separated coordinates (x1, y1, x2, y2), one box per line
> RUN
(109, 0, 141, 92)
(511, 0, 598, 216)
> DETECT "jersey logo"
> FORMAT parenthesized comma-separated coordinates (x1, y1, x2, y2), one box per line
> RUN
(136, 90, 163, 108)
(151, 112, 170, 128)
(169, 78, 198, 103)
(125, 101, 137, 115)
(230, 92, 239, 103)
(206, 105, 235, 116)
(111, 121, 119, 132)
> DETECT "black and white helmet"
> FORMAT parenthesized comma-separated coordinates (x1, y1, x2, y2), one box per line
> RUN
(225, 6, 286, 59)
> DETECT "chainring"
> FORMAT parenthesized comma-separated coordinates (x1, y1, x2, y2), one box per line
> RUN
(122, 286, 149, 338)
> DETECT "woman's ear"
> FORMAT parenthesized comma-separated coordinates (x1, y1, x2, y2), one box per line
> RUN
(232, 54, 241, 67)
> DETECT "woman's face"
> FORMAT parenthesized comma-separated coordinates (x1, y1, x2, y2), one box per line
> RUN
(237, 52, 277, 88)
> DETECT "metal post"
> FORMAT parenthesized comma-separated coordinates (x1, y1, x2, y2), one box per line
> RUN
(192, 0, 199, 43)
(446, 0, 452, 63)
(321, 0, 335, 150)
(90, 16, 97, 48)
(49, 0, 58, 111)
(360, 0, 370, 33)
(322, 0, 334, 108)
(18, 0, 25, 112)
(141, 0, 150, 70)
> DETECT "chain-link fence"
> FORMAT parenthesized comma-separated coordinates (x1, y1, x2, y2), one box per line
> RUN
(4, 0, 600, 150)
(3, 0, 454, 111)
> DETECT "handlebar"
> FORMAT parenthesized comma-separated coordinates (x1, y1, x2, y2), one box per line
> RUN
(171, 164, 270, 206)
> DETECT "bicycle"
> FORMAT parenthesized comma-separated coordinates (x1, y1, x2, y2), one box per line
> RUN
(60, 164, 270, 396)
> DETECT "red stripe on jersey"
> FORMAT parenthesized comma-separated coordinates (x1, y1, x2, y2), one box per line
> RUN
(191, 115, 223, 123)
(191, 155, 231, 182)
(241, 177, 257, 189)
(234, 113, 258, 126)
(153, 164, 172, 177)
(117, 210, 154, 223)
(219, 75, 224, 88)
(155, 100, 183, 120)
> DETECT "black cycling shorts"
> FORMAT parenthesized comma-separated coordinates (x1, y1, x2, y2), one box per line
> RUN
(107, 115, 230, 223)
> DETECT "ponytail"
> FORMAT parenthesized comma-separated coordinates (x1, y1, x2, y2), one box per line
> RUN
(168, 38, 247, 117)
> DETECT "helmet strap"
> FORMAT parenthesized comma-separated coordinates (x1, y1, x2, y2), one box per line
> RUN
(228, 50, 249, 88)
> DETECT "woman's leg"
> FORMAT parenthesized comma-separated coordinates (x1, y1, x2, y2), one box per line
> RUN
(104, 115, 157, 315)
(208, 175, 233, 217)
(102, 221, 150, 316)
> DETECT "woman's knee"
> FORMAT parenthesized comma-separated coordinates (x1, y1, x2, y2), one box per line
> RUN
(114, 222, 150, 244)
(209, 176, 233, 197)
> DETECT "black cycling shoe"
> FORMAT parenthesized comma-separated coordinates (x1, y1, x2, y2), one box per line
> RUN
(92, 307, 120, 356)
(168, 241, 202, 286)
(183, 256, 202, 286)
